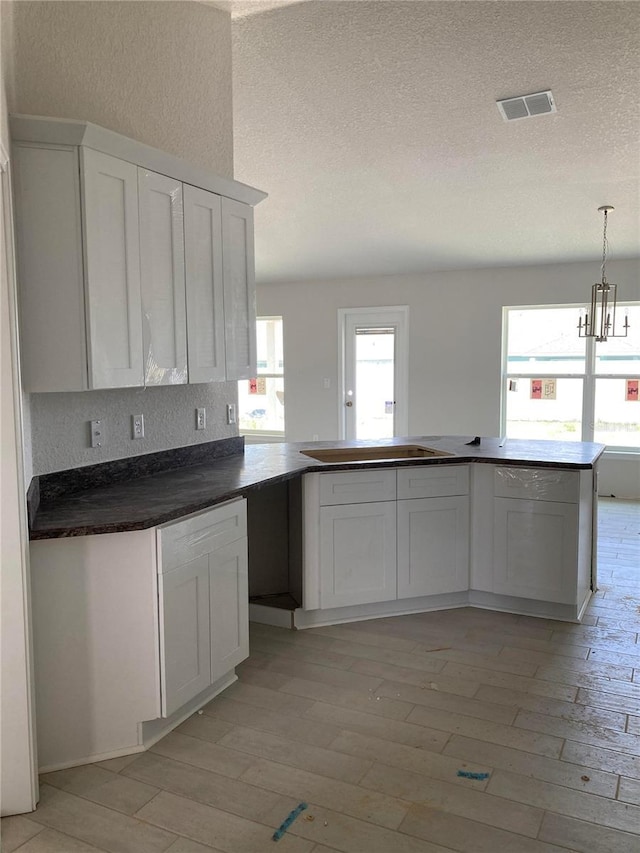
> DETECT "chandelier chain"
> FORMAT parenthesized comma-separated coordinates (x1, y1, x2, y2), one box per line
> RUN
(601, 209, 609, 285)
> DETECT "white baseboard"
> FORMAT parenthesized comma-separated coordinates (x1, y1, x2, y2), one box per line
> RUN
(293, 592, 468, 629)
(249, 602, 295, 628)
(38, 744, 146, 775)
(38, 671, 239, 773)
(253, 588, 589, 632)
(141, 671, 237, 749)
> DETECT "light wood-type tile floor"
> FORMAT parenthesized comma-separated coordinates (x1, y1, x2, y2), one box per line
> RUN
(2, 498, 639, 853)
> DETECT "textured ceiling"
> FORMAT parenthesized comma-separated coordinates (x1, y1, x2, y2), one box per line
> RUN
(205, 1, 307, 19)
(231, 0, 640, 284)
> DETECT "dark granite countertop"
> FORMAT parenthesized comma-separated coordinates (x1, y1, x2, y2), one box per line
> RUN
(29, 435, 605, 540)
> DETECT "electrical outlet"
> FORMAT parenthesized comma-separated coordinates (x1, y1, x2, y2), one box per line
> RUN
(226, 403, 237, 425)
(90, 419, 104, 448)
(132, 414, 145, 439)
(196, 407, 206, 430)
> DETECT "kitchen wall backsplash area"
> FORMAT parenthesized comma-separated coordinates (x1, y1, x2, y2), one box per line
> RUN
(28, 382, 239, 476)
(6, 0, 238, 488)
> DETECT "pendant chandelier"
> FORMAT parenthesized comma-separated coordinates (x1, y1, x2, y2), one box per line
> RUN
(578, 205, 629, 342)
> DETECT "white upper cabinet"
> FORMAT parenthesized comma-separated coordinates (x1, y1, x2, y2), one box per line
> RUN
(183, 185, 226, 383)
(81, 149, 144, 388)
(138, 169, 187, 386)
(11, 115, 266, 392)
(13, 144, 88, 392)
(221, 198, 257, 380)
(13, 144, 146, 391)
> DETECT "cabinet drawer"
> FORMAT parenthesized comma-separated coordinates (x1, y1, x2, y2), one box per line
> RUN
(159, 499, 247, 573)
(494, 467, 578, 503)
(319, 469, 396, 506)
(397, 465, 469, 499)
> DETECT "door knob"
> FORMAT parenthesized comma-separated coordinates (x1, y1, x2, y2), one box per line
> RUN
(345, 401, 353, 407)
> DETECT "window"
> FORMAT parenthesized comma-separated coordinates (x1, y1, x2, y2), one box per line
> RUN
(238, 316, 284, 437)
(502, 304, 640, 451)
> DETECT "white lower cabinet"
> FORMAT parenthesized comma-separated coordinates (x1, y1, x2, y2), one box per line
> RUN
(159, 555, 211, 717)
(397, 496, 469, 598)
(307, 466, 470, 611)
(303, 462, 591, 623)
(158, 500, 248, 717)
(30, 498, 248, 770)
(159, 539, 249, 717)
(319, 501, 396, 608)
(493, 497, 578, 604)
(209, 538, 249, 682)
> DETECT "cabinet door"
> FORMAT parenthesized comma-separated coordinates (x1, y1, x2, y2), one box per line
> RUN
(397, 496, 469, 598)
(320, 501, 396, 608)
(184, 185, 226, 382)
(81, 148, 143, 388)
(221, 198, 256, 380)
(13, 143, 88, 392)
(159, 555, 211, 717)
(138, 169, 187, 385)
(210, 538, 249, 683)
(493, 498, 578, 604)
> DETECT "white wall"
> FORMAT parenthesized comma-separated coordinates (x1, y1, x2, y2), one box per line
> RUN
(1, 0, 38, 812)
(598, 458, 640, 500)
(30, 384, 239, 476)
(6, 0, 241, 476)
(258, 258, 640, 497)
(9, 0, 233, 177)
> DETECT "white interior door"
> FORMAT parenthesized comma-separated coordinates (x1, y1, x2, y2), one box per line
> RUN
(339, 307, 409, 440)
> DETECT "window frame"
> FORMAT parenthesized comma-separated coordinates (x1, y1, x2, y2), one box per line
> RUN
(238, 315, 285, 439)
(501, 302, 640, 453)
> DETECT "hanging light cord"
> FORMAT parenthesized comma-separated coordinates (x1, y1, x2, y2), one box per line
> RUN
(601, 208, 609, 286)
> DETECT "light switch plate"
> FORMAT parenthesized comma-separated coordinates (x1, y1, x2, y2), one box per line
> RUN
(132, 414, 145, 439)
(90, 419, 104, 448)
(226, 403, 236, 425)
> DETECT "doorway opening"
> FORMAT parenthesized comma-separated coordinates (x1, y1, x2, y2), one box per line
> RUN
(338, 306, 409, 440)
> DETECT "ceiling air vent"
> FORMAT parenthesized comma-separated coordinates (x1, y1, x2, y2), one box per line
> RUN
(496, 90, 556, 121)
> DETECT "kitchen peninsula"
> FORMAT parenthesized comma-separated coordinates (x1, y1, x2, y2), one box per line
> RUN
(28, 435, 603, 772)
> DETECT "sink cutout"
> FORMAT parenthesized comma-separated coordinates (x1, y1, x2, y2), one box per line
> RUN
(300, 445, 454, 463)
